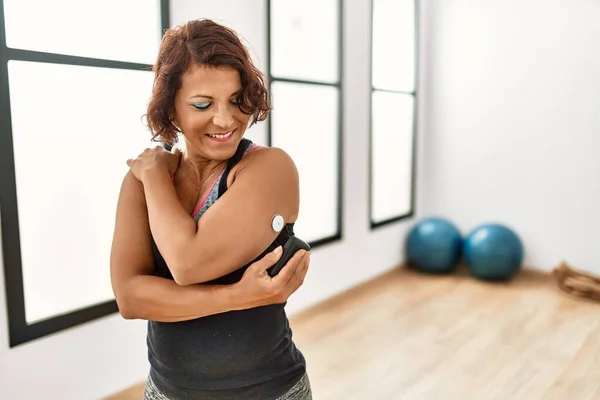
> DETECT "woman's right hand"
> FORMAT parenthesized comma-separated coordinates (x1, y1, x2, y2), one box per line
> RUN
(233, 246, 311, 310)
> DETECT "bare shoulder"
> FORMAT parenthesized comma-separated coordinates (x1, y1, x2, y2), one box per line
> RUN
(244, 146, 297, 168)
(224, 145, 300, 220)
(231, 146, 299, 184)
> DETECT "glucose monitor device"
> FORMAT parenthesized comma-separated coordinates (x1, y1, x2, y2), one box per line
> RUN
(266, 214, 310, 277)
(271, 214, 285, 233)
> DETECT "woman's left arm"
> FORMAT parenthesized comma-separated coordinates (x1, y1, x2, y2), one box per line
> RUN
(137, 146, 300, 286)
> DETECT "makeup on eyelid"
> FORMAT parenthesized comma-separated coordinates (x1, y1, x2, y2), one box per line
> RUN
(191, 101, 240, 110)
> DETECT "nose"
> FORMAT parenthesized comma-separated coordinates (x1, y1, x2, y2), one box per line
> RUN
(212, 106, 234, 130)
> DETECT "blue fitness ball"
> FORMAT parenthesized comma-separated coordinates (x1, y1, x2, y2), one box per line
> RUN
(406, 217, 463, 274)
(463, 223, 524, 281)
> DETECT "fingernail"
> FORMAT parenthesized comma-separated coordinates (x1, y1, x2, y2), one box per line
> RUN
(273, 246, 282, 255)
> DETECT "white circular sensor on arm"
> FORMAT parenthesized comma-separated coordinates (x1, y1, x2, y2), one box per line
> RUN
(271, 215, 285, 233)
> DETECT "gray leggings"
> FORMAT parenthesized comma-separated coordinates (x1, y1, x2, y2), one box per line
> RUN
(144, 373, 312, 400)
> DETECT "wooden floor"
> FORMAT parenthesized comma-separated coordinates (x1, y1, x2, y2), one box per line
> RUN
(107, 266, 600, 400)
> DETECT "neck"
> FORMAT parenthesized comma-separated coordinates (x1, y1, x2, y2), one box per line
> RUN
(180, 153, 226, 186)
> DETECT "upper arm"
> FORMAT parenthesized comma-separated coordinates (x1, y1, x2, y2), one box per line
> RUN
(176, 147, 300, 284)
(109, 171, 154, 302)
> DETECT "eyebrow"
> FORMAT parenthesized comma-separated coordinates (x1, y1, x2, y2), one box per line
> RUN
(189, 90, 241, 100)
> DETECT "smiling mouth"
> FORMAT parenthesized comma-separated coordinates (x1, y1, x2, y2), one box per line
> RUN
(206, 129, 235, 140)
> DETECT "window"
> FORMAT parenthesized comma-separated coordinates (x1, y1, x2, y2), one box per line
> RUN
(267, 0, 343, 246)
(0, 0, 169, 347)
(369, 0, 418, 228)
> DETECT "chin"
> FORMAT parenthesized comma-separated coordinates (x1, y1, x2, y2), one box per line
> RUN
(201, 128, 243, 160)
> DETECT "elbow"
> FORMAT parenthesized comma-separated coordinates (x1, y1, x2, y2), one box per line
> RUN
(163, 253, 193, 286)
(116, 300, 135, 320)
(164, 243, 214, 286)
(119, 309, 137, 320)
(167, 250, 214, 286)
(115, 294, 137, 320)
(168, 252, 207, 286)
(170, 261, 212, 286)
(171, 267, 194, 286)
(114, 290, 142, 320)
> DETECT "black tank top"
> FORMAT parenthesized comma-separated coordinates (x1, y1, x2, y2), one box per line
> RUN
(147, 139, 306, 399)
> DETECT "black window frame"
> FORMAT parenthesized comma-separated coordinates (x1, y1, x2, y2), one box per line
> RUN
(266, 0, 344, 249)
(368, 0, 420, 229)
(0, 0, 171, 347)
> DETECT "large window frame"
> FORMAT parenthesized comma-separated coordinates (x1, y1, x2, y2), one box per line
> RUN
(266, 0, 344, 248)
(0, 0, 170, 347)
(368, 0, 419, 229)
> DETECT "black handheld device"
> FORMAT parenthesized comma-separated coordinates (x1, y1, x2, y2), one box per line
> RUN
(267, 236, 311, 277)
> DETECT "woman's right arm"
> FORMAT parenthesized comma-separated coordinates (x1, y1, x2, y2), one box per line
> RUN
(110, 171, 310, 322)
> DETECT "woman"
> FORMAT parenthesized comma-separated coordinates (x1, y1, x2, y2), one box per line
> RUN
(110, 19, 312, 400)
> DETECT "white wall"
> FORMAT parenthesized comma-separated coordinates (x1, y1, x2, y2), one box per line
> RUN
(420, 0, 600, 273)
(0, 0, 425, 398)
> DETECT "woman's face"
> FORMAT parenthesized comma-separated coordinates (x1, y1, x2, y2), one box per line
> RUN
(173, 65, 251, 161)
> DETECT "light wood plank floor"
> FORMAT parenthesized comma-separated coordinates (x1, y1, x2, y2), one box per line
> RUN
(107, 266, 600, 400)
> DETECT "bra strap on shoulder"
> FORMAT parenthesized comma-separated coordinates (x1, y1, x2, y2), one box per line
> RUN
(218, 138, 254, 197)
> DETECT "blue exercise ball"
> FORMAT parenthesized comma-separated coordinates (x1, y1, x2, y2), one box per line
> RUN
(406, 217, 462, 273)
(463, 223, 524, 281)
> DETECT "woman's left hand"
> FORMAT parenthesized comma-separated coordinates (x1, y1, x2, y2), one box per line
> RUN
(126, 146, 182, 181)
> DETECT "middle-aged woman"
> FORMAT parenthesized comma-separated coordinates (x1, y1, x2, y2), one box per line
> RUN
(110, 19, 313, 400)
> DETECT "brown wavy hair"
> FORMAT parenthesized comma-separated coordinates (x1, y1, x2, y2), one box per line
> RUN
(146, 19, 271, 145)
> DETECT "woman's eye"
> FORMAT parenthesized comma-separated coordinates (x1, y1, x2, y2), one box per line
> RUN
(192, 103, 210, 110)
